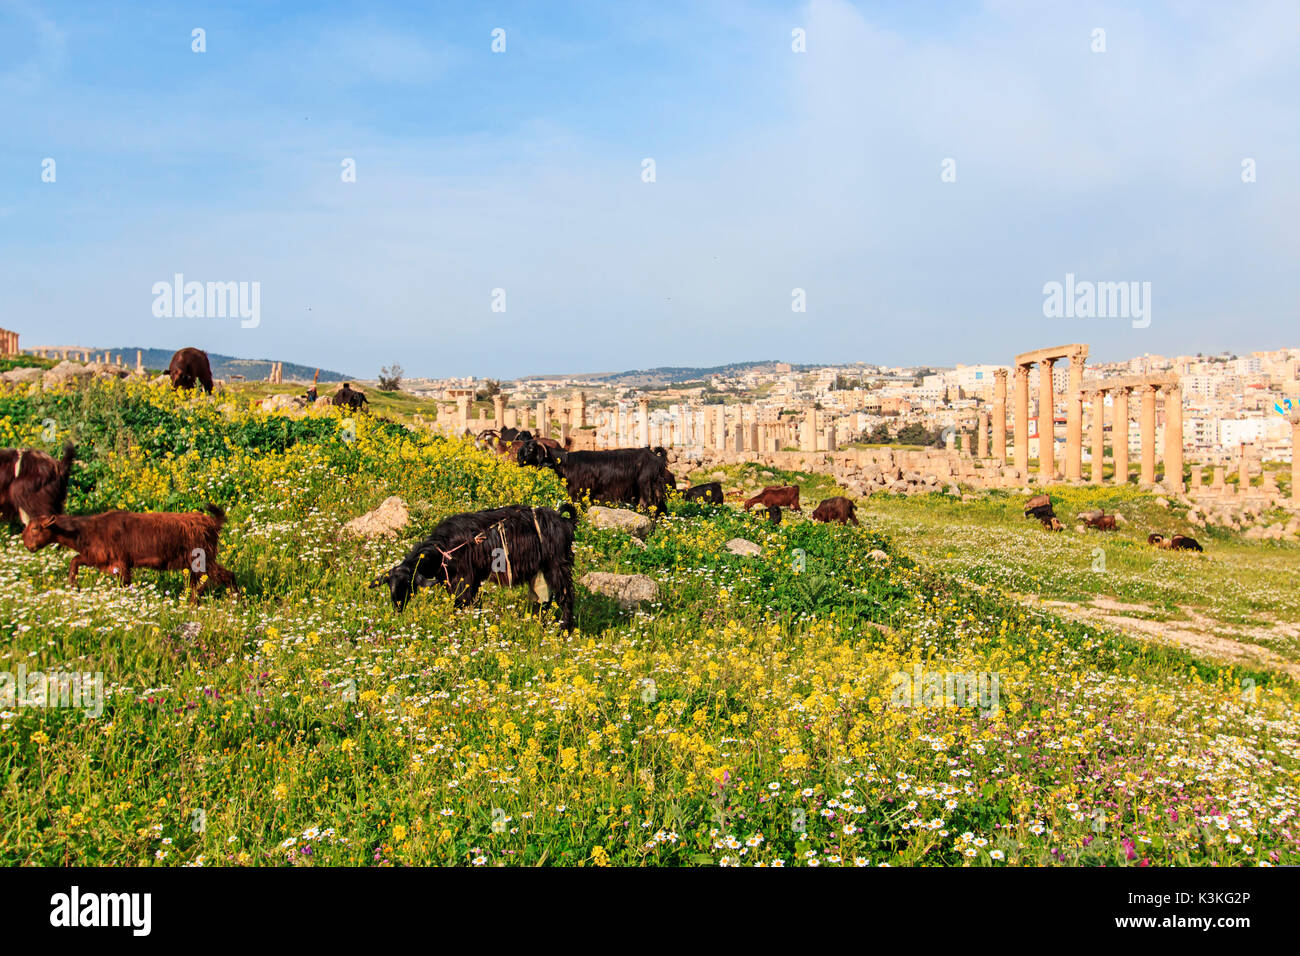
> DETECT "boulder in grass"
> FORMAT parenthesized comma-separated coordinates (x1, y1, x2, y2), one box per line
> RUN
(342, 496, 409, 538)
(42, 361, 94, 388)
(261, 393, 305, 413)
(725, 538, 762, 557)
(587, 506, 654, 540)
(1, 366, 44, 384)
(580, 572, 659, 608)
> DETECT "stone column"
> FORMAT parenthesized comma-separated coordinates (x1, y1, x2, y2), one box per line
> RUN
(1112, 387, 1130, 484)
(457, 395, 471, 435)
(1163, 384, 1183, 492)
(977, 410, 989, 458)
(1190, 465, 1202, 491)
(1139, 385, 1157, 485)
(802, 409, 817, 452)
(1014, 365, 1030, 475)
(1038, 359, 1056, 480)
(1292, 417, 1300, 504)
(1238, 443, 1250, 490)
(992, 369, 1007, 463)
(1065, 353, 1084, 480)
(136, 350, 143, 374)
(1090, 390, 1105, 484)
(493, 395, 506, 430)
(576, 391, 587, 428)
(638, 399, 650, 447)
(715, 406, 727, 451)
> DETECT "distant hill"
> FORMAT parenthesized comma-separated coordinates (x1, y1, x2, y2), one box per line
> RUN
(584, 360, 812, 387)
(110, 348, 353, 383)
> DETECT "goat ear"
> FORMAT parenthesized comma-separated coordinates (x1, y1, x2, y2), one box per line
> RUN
(412, 572, 432, 589)
(17, 508, 30, 526)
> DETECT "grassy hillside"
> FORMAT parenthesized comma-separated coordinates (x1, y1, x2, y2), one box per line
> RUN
(0, 378, 1297, 866)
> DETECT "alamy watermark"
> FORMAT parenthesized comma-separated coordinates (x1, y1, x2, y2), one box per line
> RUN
(1, 665, 103, 717)
(1042, 273, 1150, 329)
(151, 274, 260, 328)
(890, 663, 1000, 717)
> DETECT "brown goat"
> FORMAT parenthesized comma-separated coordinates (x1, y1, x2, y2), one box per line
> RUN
(167, 347, 214, 393)
(1079, 510, 1118, 530)
(744, 485, 801, 512)
(21, 504, 238, 602)
(0, 444, 76, 527)
(811, 496, 859, 525)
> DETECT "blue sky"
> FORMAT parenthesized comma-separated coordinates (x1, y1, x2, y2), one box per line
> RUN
(2, 0, 1297, 379)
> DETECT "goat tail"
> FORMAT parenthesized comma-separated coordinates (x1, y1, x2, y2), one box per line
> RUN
(556, 502, 578, 524)
(203, 503, 228, 527)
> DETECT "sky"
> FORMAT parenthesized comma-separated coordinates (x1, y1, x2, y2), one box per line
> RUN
(1, 0, 1297, 379)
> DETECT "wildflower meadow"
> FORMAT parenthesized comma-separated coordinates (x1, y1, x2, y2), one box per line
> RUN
(1, 379, 1296, 867)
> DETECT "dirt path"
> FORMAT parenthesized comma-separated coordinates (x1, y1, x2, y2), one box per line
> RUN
(1016, 593, 1300, 679)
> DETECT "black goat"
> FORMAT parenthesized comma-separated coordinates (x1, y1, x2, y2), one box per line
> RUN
(683, 481, 724, 504)
(370, 504, 578, 630)
(518, 443, 671, 515)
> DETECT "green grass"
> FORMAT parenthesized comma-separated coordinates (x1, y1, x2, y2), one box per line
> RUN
(1, 379, 1297, 867)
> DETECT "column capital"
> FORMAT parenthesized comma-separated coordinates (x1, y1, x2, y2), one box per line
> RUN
(993, 367, 1008, 381)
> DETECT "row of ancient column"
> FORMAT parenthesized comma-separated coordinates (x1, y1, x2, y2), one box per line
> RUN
(0, 330, 18, 356)
(989, 356, 1186, 490)
(1084, 382, 1184, 490)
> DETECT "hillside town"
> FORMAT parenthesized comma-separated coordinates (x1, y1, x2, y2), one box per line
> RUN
(401, 346, 1299, 468)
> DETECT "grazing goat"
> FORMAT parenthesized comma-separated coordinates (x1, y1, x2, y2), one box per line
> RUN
(1024, 493, 1056, 522)
(21, 504, 238, 601)
(167, 347, 214, 393)
(812, 496, 859, 525)
(371, 504, 578, 630)
(0, 444, 75, 528)
(1041, 516, 1063, 532)
(1083, 512, 1118, 531)
(331, 383, 369, 411)
(744, 485, 801, 512)
(683, 481, 724, 504)
(1148, 532, 1203, 552)
(518, 443, 672, 515)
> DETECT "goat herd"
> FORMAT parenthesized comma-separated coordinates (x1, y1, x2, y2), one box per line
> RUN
(0, 371, 860, 631)
(1, 353, 1202, 634)
(1024, 493, 1204, 551)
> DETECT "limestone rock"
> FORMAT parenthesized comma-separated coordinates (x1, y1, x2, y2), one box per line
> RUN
(261, 393, 305, 413)
(42, 361, 94, 388)
(725, 538, 762, 557)
(580, 572, 659, 608)
(587, 506, 654, 540)
(1, 366, 44, 384)
(342, 496, 409, 538)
